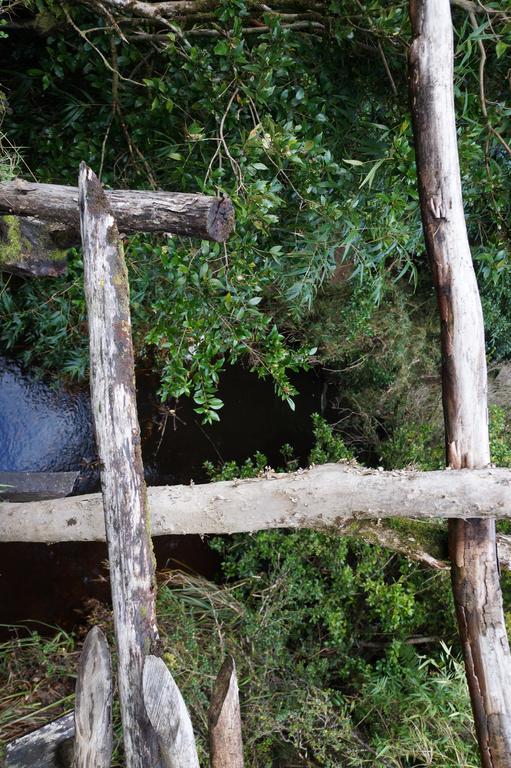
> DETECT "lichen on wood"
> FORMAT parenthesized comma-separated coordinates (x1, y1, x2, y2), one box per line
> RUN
(0, 215, 68, 277)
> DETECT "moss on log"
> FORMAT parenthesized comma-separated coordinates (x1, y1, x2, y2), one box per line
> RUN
(0, 215, 69, 277)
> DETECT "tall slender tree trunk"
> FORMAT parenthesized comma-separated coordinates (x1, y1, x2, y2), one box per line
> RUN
(408, 1, 511, 764)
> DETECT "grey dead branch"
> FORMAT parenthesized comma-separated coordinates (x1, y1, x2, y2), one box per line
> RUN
(4, 713, 75, 768)
(79, 163, 161, 767)
(0, 178, 234, 243)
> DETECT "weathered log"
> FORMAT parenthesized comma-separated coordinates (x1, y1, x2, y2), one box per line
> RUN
(0, 177, 234, 242)
(2, 464, 511, 543)
(79, 162, 161, 767)
(0, 470, 78, 501)
(4, 713, 74, 768)
(73, 626, 113, 768)
(209, 657, 244, 768)
(409, 1, 511, 764)
(0, 215, 71, 276)
(143, 655, 200, 768)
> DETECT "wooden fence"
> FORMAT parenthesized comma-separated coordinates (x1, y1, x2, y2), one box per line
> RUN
(4, 165, 240, 768)
(5, 627, 243, 767)
(2, 1, 511, 764)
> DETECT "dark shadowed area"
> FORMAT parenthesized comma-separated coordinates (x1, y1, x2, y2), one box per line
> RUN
(0, 357, 323, 631)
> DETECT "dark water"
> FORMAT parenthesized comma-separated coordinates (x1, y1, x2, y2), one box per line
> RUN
(0, 358, 95, 472)
(0, 357, 323, 630)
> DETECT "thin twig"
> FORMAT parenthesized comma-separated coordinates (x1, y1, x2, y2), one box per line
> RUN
(63, 6, 143, 87)
(377, 40, 397, 96)
(468, 10, 511, 157)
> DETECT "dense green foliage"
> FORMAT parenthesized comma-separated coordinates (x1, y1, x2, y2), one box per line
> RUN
(198, 411, 511, 765)
(1, 0, 510, 422)
(1, 3, 511, 765)
(6, 415, 504, 766)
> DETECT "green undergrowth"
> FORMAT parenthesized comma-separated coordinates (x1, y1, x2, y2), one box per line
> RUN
(4, 413, 510, 764)
(201, 415, 477, 765)
(2, 414, 500, 765)
(0, 573, 477, 768)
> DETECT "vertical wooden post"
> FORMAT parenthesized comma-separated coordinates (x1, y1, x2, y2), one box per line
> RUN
(208, 657, 244, 768)
(143, 655, 200, 768)
(408, 1, 511, 765)
(73, 626, 113, 768)
(79, 162, 161, 767)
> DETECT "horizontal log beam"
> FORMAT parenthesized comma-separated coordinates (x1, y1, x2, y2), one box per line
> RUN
(0, 178, 235, 242)
(1, 464, 510, 543)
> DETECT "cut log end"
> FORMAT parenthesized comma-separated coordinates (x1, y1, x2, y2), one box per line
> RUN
(0, 176, 235, 243)
(207, 196, 235, 242)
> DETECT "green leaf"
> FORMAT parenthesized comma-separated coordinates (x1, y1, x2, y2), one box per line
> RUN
(214, 40, 229, 56)
(496, 41, 508, 59)
(359, 158, 386, 190)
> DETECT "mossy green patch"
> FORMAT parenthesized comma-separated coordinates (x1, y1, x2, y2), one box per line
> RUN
(385, 517, 449, 562)
(0, 215, 67, 269)
(0, 215, 21, 264)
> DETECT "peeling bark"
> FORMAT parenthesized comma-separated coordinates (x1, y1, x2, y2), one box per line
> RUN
(2, 464, 511, 541)
(409, 0, 511, 764)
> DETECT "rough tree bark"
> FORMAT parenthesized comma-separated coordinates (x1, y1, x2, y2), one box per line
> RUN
(409, 0, 511, 764)
(73, 627, 113, 768)
(79, 162, 162, 768)
(2, 464, 511, 540)
(1, 178, 235, 242)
